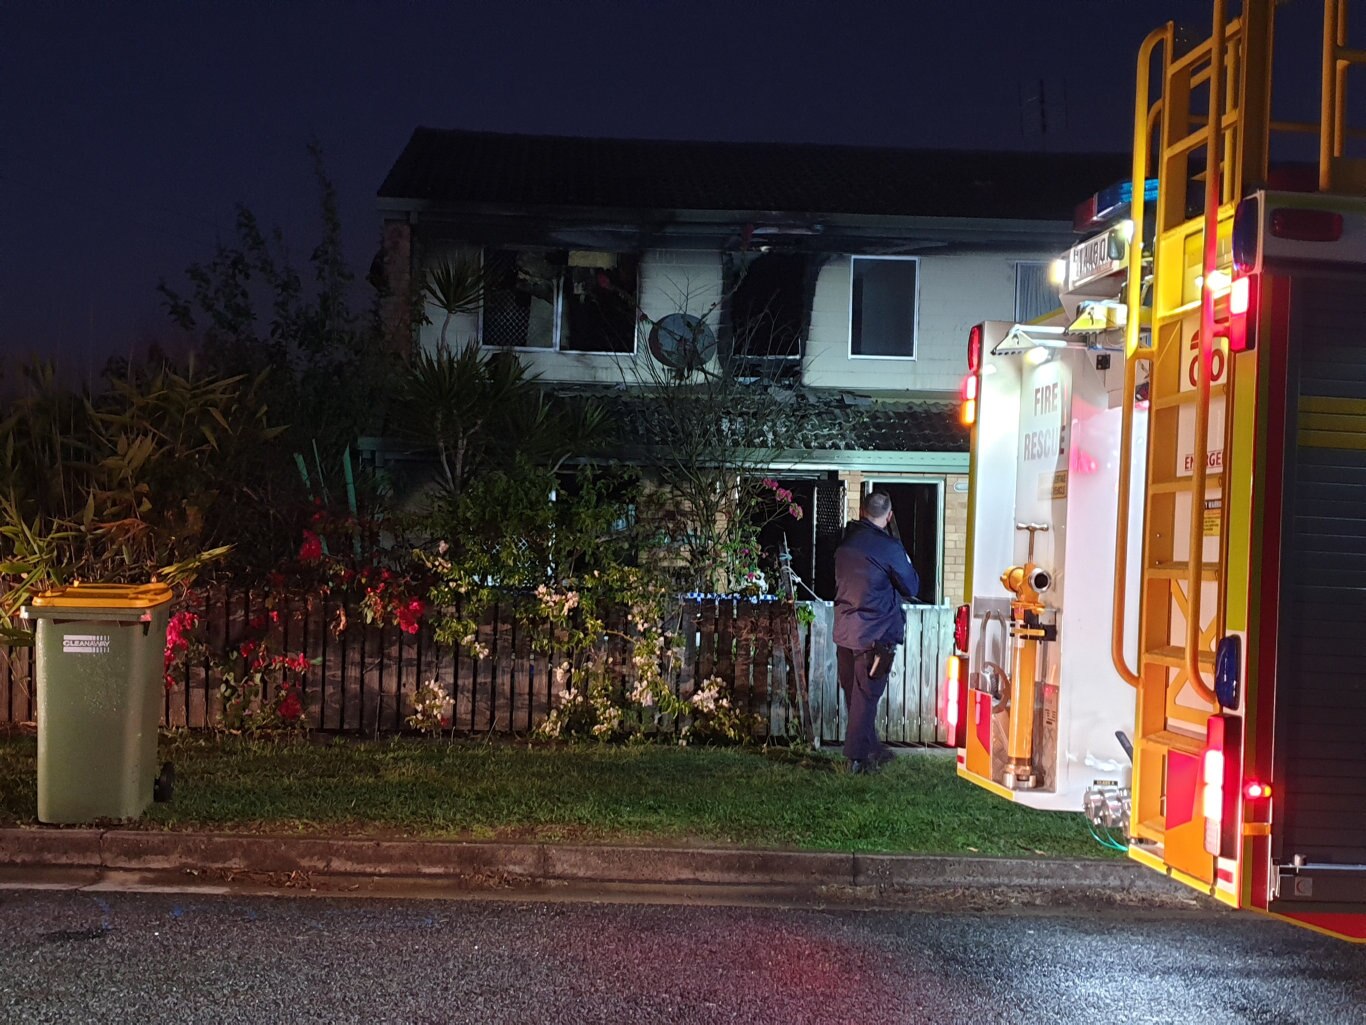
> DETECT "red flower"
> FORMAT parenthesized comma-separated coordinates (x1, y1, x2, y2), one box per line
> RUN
(298, 530, 323, 563)
(277, 688, 304, 723)
(277, 691, 301, 721)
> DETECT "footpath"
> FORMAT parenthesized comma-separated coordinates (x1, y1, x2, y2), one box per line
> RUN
(0, 827, 1207, 911)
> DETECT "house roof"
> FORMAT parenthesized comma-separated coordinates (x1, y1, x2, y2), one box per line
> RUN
(557, 386, 968, 457)
(379, 128, 1130, 223)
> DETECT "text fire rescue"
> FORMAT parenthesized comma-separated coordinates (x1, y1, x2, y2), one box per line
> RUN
(1022, 381, 1064, 460)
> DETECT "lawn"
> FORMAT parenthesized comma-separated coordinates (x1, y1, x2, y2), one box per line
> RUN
(0, 731, 1116, 860)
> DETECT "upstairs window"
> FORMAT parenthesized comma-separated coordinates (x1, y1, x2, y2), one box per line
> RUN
(849, 256, 918, 359)
(1015, 260, 1062, 323)
(729, 253, 807, 360)
(481, 248, 638, 353)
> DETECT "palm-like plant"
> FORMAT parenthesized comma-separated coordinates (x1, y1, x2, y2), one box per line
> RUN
(422, 257, 498, 353)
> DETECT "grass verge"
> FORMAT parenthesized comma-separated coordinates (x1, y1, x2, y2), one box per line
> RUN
(0, 731, 1116, 860)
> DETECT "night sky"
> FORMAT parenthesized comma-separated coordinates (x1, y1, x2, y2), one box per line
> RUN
(3, 1, 1234, 373)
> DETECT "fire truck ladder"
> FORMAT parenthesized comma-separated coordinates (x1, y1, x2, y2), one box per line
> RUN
(1113, 0, 1366, 882)
(1113, 2, 1253, 880)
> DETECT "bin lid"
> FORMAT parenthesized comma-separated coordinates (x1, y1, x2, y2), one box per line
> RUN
(23, 583, 174, 610)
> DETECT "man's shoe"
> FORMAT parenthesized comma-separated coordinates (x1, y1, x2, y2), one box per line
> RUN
(848, 759, 864, 775)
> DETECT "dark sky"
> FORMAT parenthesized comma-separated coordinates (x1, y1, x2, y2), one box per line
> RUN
(3, 1, 1224, 375)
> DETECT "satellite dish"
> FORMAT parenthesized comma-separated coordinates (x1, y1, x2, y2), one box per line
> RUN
(648, 313, 716, 371)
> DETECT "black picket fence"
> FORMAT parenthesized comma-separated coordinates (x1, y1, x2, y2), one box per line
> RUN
(0, 591, 952, 745)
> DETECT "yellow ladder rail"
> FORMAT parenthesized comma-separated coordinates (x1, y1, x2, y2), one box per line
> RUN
(1113, 21, 1173, 689)
(1182, 0, 1230, 707)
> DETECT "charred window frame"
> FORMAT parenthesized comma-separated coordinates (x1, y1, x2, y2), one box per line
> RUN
(723, 252, 813, 379)
(849, 255, 919, 359)
(480, 248, 639, 353)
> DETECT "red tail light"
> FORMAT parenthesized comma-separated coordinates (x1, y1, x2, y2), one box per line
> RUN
(953, 604, 970, 653)
(1203, 714, 1244, 857)
(1228, 273, 1257, 353)
(967, 324, 983, 373)
(1244, 780, 1272, 800)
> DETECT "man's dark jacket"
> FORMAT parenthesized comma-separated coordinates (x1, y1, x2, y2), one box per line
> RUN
(833, 519, 921, 651)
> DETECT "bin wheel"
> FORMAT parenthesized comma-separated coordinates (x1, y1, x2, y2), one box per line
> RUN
(153, 762, 175, 803)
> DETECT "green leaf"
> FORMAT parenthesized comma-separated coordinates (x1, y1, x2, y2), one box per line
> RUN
(0, 625, 34, 646)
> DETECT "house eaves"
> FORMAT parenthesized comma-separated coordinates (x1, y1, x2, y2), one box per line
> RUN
(380, 199, 1082, 253)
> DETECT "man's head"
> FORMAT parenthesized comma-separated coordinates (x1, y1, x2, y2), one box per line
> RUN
(861, 491, 894, 529)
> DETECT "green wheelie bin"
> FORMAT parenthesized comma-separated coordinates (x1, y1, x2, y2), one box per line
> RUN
(20, 583, 175, 824)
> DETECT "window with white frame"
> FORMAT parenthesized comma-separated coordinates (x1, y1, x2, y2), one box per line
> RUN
(1014, 260, 1062, 324)
(481, 248, 639, 353)
(849, 256, 919, 358)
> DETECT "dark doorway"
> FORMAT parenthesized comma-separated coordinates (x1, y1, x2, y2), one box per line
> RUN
(750, 476, 848, 601)
(753, 478, 816, 598)
(868, 481, 939, 603)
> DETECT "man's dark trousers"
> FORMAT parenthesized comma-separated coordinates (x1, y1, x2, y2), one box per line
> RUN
(838, 646, 890, 762)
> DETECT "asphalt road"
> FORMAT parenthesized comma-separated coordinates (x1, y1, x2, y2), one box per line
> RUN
(1, 888, 1363, 1024)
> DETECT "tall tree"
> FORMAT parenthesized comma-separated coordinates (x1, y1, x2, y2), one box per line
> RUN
(157, 143, 396, 460)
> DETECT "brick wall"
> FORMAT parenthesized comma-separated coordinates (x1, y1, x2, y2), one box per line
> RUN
(378, 219, 413, 358)
(942, 473, 969, 606)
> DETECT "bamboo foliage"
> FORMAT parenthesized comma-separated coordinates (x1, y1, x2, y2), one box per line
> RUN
(0, 360, 279, 640)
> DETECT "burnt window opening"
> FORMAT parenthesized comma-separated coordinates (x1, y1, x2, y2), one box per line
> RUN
(481, 248, 639, 353)
(562, 251, 638, 354)
(726, 253, 810, 377)
(850, 256, 919, 359)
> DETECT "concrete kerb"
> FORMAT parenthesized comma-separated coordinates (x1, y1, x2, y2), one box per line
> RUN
(0, 828, 1185, 897)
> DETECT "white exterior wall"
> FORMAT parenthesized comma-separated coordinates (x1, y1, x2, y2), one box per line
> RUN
(415, 247, 723, 386)
(416, 244, 1059, 394)
(803, 250, 1059, 394)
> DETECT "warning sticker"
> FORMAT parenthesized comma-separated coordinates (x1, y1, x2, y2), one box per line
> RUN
(63, 634, 111, 655)
(1203, 499, 1222, 537)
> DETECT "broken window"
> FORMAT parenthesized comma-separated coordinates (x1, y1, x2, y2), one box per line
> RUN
(849, 256, 918, 358)
(561, 251, 638, 353)
(727, 252, 808, 366)
(481, 248, 639, 353)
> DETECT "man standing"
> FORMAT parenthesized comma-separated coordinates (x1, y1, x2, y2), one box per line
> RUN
(833, 491, 921, 774)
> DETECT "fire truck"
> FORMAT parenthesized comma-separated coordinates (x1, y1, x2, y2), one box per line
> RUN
(947, 0, 1366, 942)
